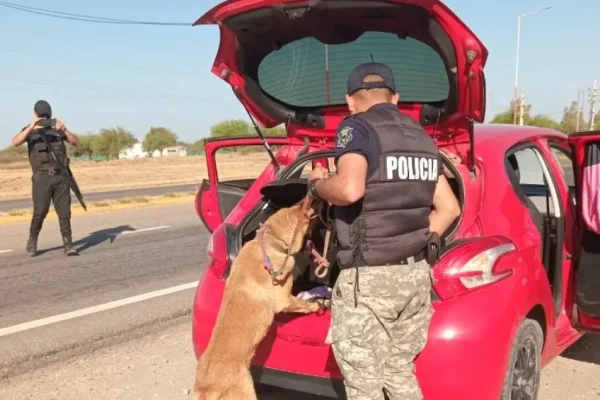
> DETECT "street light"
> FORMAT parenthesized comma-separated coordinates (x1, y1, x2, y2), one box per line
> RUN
(513, 6, 552, 124)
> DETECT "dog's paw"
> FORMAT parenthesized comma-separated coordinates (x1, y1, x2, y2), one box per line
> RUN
(318, 298, 332, 309)
(307, 301, 321, 313)
(308, 298, 331, 313)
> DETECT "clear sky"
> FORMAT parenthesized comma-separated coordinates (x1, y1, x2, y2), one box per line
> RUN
(0, 0, 597, 146)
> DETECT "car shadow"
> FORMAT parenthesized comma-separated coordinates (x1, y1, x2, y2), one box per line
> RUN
(561, 333, 600, 364)
(37, 225, 135, 255)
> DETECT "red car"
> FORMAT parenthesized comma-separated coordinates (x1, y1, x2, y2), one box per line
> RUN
(191, 0, 600, 398)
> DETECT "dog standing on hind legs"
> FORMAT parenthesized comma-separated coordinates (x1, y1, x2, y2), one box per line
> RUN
(193, 196, 326, 400)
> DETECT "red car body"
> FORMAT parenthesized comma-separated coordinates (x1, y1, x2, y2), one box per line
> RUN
(191, 1, 600, 399)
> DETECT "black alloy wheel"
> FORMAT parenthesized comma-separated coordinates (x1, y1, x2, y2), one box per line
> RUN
(500, 318, 544, 400)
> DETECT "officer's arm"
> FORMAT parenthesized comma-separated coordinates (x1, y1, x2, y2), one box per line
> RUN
(429, 175, 461, 236)
(62, 129, 80, 147)
(314, 153, 367, 206)
(12, 126, 33, 147)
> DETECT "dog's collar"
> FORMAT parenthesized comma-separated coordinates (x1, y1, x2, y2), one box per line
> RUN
(256, 225, 288, 280)
(256, 199, 320, 281)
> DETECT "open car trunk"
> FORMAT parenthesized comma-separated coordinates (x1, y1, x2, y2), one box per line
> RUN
(195, 0, 488, 169)
(236, 153, 463, 303)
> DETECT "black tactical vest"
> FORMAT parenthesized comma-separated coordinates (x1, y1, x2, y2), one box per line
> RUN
(28, 128, 69, 171)
(334, 104, 440, 269)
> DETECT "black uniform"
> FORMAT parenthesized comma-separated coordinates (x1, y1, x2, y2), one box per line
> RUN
(22, 99, 78, 257)
(26, 127, 73, 241)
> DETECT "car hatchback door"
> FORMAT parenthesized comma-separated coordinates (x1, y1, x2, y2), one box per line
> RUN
(195, 136, 292, 232)
(568, 131, 600, 330)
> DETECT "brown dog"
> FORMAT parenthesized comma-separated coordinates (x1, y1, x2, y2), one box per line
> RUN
(193, 196, 324, 400)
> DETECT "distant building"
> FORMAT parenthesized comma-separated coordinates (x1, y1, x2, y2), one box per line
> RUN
(119, 138, 148, 159)
(151, 146, 188, 158)
(119, 141, 188, 159)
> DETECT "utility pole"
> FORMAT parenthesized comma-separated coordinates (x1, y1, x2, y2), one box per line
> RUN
(576, 89, 582, 132)
(589, 77, 598, 131)
(512, 6, 552, 124)
(519, 92, 526, 126)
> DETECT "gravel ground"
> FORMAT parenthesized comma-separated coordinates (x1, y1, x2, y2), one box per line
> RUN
(1, 316, 599, 400)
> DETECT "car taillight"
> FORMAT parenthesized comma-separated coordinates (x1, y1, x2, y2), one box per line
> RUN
(206, 224, 232, 278)
(432, 236, 516, 300)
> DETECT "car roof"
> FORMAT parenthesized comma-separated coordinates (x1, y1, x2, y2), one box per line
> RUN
(473, 123, 567, 153)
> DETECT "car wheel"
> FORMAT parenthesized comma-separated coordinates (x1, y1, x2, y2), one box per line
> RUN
(500, 318, 544, 400)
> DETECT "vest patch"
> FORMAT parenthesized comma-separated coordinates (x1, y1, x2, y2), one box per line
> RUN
(384, 156, 438, 181)
(336, 126, 354, 149)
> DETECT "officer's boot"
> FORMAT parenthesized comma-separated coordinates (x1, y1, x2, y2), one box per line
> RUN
(26, 235, 38, 257)
(62, 236, 79, 256)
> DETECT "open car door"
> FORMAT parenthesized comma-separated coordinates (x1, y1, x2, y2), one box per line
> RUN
(569, 131, 600, 331)
(195, 136, 291, 233)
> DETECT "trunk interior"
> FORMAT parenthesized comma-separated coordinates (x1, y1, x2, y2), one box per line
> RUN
(237, 153, 463, 297)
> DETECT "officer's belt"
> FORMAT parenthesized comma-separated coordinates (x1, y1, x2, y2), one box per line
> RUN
(396, 249, 426, 265)
(34, 169, 61, 176)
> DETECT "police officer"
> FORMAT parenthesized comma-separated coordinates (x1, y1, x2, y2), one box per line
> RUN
(11, 100, 81, 257)
(308, 63, 460, 400)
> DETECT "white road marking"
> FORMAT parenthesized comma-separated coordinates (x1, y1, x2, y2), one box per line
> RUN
(0, 249, 14, 254)
(121, 225, 170, 235)
(0, 280, 199, 337)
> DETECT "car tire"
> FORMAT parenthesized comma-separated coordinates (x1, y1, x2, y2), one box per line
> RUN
(500, 318, 544, 400)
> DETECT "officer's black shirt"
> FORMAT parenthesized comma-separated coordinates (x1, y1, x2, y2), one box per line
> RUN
(22, 126, 66, 148)
(333, 103, 443, 178)
(21, 125, 67, 170)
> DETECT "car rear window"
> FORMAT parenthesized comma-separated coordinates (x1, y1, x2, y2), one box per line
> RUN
(257, 32, 450, 108)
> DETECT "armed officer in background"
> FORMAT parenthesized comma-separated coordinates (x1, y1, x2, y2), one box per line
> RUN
(12, 100, 81, 257)
(308, 63, 460, 400)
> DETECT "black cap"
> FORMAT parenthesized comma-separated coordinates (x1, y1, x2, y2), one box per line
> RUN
(34, 100, 52, 118)
(347, 62, 396, 95)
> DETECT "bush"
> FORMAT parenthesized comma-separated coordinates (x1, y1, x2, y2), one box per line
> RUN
(0, 146, 28, 164)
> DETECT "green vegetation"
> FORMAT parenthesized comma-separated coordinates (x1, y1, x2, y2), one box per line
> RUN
(142, 127, 178, 156)
(4, 102, 596, 165)
(1, 119, 287, 163)
(490, 99, 599, 133)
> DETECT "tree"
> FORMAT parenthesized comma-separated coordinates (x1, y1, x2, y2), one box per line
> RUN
(143, 127, 178, 156)
(92, 126, 137, 160)
(191, 139, 205, 155)
(559, 101, 588, 134)
(264, 125, 286, 136)
(490, 100, 532, 125)
(209, 119, 288, 138)
(210, 119, 252, 138)
(69, 133, 97, 159)
(529, 114, 560, 130)
(490, 102, 560, 130)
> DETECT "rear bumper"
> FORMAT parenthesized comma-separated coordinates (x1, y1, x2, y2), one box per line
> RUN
(251, 366, 344, 398)
(192, 265, 529, 400)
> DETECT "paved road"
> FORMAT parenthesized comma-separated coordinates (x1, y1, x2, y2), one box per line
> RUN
(0, 183, 198, 212)
(1, 314, 600, 399)
(0, 316, 330, 400)
(1, 201, 600, 399)
(0, 202, 206, 378)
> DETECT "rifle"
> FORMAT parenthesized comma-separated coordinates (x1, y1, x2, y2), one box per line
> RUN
(38, 125, 87, 211)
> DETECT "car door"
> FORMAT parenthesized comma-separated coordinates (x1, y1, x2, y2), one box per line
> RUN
(568, 131, 600, 331)
(543, 140, 578, 325)
(195, 136, 291, 233)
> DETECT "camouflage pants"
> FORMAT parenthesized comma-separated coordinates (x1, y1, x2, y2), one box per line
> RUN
(330, 259, 433, 400)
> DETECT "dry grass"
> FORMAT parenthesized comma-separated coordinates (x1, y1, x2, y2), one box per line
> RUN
(0, 150, 573, 202)
(0, 153, 271, 200)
